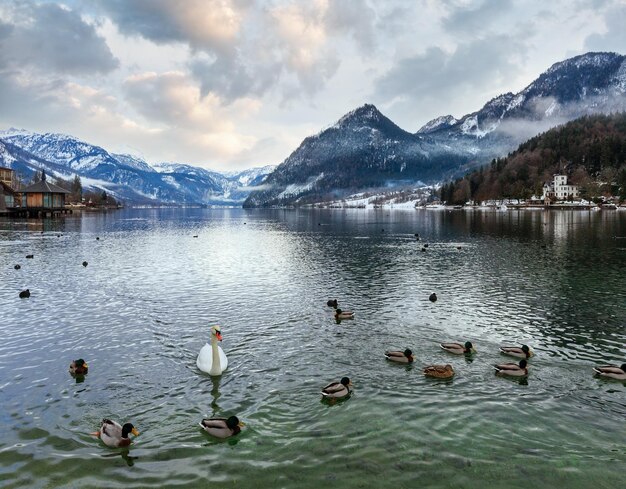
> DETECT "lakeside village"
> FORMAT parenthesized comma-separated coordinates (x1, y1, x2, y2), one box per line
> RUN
(313, 172, 626, 211)
(0, 168, 121, 218)
(2, 165, 625, 216)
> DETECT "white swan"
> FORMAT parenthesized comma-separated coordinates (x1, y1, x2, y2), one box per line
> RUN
(196, 325, 228, 376)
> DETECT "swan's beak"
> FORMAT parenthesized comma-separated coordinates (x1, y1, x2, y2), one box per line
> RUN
(131, 428, 140, 436)
(216, 332, 223, 341)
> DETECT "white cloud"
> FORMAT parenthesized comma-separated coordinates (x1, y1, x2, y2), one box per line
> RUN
(0, 0, 624, 171)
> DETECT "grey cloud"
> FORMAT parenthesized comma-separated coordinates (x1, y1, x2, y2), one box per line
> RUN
(442, 0, 514, 35)
(373, 34, 526, 128)
(584, 4, 626, 52)
(375, 35, 524, 101)
(0, 2, 118, 75)
(191, 56, 280, 101)
(94, 0, 190, 44)
(324, 0, 377, 53)
(93, 0, 247, 55)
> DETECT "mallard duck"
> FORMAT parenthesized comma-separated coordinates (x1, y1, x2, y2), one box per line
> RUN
(423, 364, 454, 379)
(500, 345, 533, 359)
(199, 416, 244, 438)
(327, 299, 338, 308)
(93, 419, 139, 447)
(69, 359, 88, 375)
(321, 377, 352, 398)
(440, 341, 476, 354)
(592, 364, 626, 380)
(494, 359, 528, 377)
(334, 308, 354, 320)
(384, 349, 414, 363)
(196, 325, 228, 376)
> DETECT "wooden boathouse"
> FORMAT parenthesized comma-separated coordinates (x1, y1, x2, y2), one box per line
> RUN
(15, 172, 72, 218)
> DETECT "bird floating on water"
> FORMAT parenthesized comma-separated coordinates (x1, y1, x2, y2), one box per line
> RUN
(321, 377, 352, 399)
(92, 419, 139, 447)
(334, 308, 354, 320)
(196, 325, 228, 376)
(429, 293, 437, 302)
(14, 264, 20, 270)
(384, 349, 414, 364)
(440, 341, 475, 354)
(69, 359, 88, 375)
(199, 416, 244, 438)
(423, 364, 455, 379)
(592, 364, 626, 380)
(19, 289, 30, 299)
(500, 345, 533, 359)
(82, 261, 88, 267)
(327, 299, 338, 308)
(494, 359, 528, 377)
(26, 254, 34, 259)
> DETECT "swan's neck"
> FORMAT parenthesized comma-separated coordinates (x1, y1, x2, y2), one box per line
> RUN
(209, 336, 221, 375)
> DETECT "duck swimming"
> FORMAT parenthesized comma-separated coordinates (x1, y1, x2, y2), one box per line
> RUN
(69, 359, 88, 375)
(321, 377, 352, 398)
(494, 359, 528, 377)
(423, 364, 455, 379)
(19, 289, 30, 299)
(196, 325, 228, 376)
(199, 416, 244, 438)
(327, 299, 338, 308)
(93, 419, 139, 447)
(384, 349, 414, 364)
(500, 345, 533, 359)
(334, 308, 354, 320)
(592, 364, 626, 380)
(440, 341, 475, 354)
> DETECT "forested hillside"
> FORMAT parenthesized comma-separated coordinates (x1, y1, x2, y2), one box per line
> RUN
(440, 113, 626, 204)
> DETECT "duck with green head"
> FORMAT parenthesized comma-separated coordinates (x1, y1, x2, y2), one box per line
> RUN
(200, 416, 244, 438)
(384, 349, 414, 364)
(494, 359, 529, 377)
(500, 344, 534, 359)
(592, 363, 626, 380)
(92, 419, 139, 447)
(321, 377, 352, 398)
(440, 341, 476, 355)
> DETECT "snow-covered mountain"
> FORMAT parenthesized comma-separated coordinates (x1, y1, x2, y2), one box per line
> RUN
(0, 130, 274, 205)
(421, 52, 626, 142)
(244, 104, 477, 207)
(246, 51, 626, 207)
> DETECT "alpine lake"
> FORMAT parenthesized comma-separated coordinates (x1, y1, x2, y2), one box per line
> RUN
(0, 207, 625, 489)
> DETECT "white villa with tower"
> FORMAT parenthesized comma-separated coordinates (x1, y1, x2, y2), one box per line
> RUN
(542, 174, 579, 202)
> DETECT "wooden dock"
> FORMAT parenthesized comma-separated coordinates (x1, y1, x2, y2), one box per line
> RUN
(0, 207, 73, 218)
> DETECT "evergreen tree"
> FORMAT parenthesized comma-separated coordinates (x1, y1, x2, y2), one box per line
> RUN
(71, 175, 82, 202)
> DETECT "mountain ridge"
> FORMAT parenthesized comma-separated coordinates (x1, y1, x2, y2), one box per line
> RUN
(245, 51, 626, 207)
(0, 129, 275, 205)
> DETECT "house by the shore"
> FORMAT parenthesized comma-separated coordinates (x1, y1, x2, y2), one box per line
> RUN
(16, 171, 72, 217)
(542, 174, 579, 202)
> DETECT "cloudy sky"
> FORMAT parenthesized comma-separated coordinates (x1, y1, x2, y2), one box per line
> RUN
(0, 0, 625, 171)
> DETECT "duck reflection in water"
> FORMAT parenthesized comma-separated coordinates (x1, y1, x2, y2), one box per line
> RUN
(103, 449, 137, 467)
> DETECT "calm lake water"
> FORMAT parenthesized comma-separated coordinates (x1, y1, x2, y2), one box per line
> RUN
(1, 208, 625, 489)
